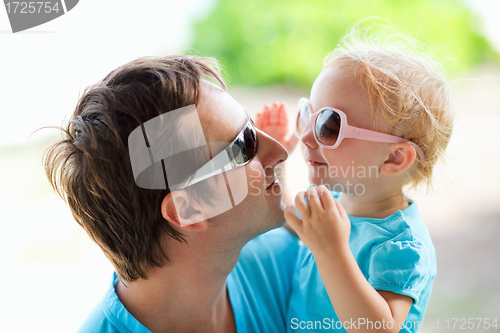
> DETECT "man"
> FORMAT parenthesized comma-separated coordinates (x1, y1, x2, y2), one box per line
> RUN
(44, 56, 298, 332)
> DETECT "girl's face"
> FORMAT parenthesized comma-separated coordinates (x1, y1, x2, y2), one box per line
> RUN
(300, 66, 391, 194)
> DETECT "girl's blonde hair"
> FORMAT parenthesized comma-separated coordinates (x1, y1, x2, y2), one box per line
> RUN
(324, 18, 455, 191)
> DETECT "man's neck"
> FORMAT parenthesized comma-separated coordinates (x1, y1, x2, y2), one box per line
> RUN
(338, 190, 409, 219)
(115, 238, 242, 333)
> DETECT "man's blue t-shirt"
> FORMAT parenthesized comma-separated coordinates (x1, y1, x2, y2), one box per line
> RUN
(287, 191, 436, 333)
(78, 227, 299, 333)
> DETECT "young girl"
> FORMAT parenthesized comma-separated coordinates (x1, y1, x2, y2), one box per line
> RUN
(256, 21, 454, 332)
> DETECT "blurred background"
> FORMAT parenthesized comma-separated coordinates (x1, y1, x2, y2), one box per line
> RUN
(1, 0, 499, 332)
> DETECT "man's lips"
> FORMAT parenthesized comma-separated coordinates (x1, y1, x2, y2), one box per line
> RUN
(266, 178, 279, 190)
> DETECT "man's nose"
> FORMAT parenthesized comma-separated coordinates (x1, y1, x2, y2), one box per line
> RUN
(256, 129, 288, 168)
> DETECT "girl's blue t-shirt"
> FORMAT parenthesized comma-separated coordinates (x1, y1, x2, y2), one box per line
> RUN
(287, 191, 436, 333)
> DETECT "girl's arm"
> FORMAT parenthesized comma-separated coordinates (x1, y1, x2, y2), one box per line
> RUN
(284, 185, 413, 333)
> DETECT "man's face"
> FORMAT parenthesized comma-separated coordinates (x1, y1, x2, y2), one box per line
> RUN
(195, 82, 288, 241)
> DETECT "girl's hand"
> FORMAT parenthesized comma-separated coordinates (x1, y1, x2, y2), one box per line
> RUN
(284, 185, 351, 255)
(255, 102, 299, 153)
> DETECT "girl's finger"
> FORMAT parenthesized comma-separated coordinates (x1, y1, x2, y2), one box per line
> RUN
(334, 197, 348, 220)
(263, 105, 271, 125)
(284, 205, 301, 230)
(306, 186, 323, 213)
(278, 103, 288, 126)
(295, 191, 310, 220)
(255, 113, 263, 128)
(317, 185, 335, 211)
(270, 104, 279, 124)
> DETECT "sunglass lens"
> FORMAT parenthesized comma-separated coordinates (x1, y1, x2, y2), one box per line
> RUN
(244, 126, 258, 161)
(315, 109, 341, 146)
(233, 125, 258, 165)
(296, 100, 310, 135)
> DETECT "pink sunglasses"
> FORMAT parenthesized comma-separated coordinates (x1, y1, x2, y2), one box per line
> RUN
(294, 98, 426, 165)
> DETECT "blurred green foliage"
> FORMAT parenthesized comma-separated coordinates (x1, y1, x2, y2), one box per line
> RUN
(191, 0, 497, 87)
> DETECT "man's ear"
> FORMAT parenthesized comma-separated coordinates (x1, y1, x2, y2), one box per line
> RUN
(380, 143, 416, 176)
(161, 192, 208, 231)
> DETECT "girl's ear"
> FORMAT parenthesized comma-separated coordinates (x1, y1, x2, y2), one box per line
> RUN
(161, 192, 208, 231)
(380, 143, 416, 176)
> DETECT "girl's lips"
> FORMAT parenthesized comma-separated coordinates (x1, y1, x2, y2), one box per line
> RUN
(306, 159, 327, 166)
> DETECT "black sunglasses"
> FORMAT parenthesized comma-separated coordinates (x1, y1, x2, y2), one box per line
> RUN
(180, 116, 259, 188)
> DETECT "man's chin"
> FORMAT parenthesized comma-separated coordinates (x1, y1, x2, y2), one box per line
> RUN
(280, 201, 286, 212)
(271, 201, 288, 229)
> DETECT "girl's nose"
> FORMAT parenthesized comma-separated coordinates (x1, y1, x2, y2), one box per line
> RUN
(300, 124, 319, 149)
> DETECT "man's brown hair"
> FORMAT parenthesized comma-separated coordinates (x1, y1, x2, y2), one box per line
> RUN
(44, 56, 226, 281)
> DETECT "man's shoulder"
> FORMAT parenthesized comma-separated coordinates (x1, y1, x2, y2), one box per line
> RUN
(231, 226, 299, 294)
(77, 274, 151, 333)
(230, 226, 299, 286)
(227, 227, 299, 332)
(241, 227, 299, 264)
(253, 226, 299, 244)
(77, 298, 119, 333)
